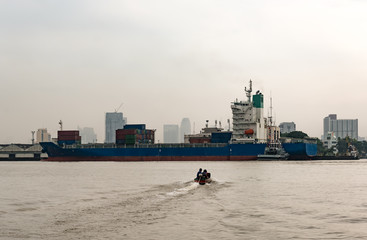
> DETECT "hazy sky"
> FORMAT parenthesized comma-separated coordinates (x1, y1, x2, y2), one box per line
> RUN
(1, 0, 367, 143)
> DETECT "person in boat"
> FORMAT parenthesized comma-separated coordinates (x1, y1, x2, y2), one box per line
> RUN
(202, 169, 211, 179)
(202, 169, 208, 179)
(196, 168, 202, 180)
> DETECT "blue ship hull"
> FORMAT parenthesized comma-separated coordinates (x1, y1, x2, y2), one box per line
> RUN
(282, 143, 317, 160)
(40, 142, 317, 161)
(40, 142, 267, 161)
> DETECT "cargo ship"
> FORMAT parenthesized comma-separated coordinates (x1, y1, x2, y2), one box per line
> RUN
(40, 81, 317, 161)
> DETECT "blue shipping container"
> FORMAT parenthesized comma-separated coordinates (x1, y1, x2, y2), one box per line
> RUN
(124, 124, 146, 130)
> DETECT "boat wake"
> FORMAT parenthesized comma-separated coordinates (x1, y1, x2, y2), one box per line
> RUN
(45, 178, 228, 239)
(166, 182, 200, 197)
(165, 178, 221, 197)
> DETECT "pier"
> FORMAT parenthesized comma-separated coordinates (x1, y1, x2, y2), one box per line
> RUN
(0, 144, 47, 161)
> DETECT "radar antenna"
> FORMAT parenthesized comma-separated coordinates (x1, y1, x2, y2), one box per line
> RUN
(245, 79, 252, 102)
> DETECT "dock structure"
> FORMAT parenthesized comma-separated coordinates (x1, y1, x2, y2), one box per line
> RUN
(0, 144, 47, 161)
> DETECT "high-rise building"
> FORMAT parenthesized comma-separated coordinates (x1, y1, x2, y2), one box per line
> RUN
(279, 122, 296, 134)
(163, 124, 179, 143)
(180, 118, 191, 143)
(105, 112, 126, 143)
(36, 128, 51, 143)
(78, 127, 97, 144)
(323, 114, 358, 140)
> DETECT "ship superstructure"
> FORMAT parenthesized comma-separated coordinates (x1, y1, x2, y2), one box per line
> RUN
(231, 80, 267, 143)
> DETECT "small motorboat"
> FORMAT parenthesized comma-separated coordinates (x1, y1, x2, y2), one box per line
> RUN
(194, 172, 212, 185)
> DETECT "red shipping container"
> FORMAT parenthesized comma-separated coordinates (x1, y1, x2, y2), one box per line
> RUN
(189, 137, 211, 144)
(116, 135, 126, 140)
(116, 129, 137, 135)
(58, 131, 80, 137)
(58, 136, 81, 141)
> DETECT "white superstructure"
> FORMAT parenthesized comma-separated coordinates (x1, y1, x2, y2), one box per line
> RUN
(231, 80, 267, 143)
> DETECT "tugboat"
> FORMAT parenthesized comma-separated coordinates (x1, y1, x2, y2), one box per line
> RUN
(257, 142, 289, 160)
(257, 97, 289, 161)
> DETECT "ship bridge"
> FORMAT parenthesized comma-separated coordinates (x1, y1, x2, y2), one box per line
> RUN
(231, 80, 267, 143)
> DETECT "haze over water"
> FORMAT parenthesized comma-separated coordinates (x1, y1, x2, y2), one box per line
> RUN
(1, 160, 367, 239)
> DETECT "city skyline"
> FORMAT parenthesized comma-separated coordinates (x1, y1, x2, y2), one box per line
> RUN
(1, 0, 367, 143)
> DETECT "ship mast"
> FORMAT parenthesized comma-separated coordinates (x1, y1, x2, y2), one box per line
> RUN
(269, 97, 273, 126)
(245, 79, 252, 102)
(59, 120, 63, 131)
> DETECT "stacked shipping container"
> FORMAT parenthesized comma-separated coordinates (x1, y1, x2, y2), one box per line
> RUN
(116, 124, 155, 145)
(58, 130, 81, 145)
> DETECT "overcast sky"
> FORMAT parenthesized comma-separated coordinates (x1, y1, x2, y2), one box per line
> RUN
(1, 0, 367, 143)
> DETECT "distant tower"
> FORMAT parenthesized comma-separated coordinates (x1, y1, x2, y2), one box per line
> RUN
(105, 112, 125, 143)
(323, 114, 358, 140)
(163, 124, 179, 143)
(36, 128, 51, 143)
(180, 118, 191, 143)
(78, 127, 97, 144)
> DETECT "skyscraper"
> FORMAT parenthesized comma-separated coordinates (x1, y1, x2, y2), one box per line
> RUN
(163, 124, 179, 143)
(36, 128, 51, 143)
(78, 127, 97, 144)
(180, 118, 191, 143)
(323, 114, 358, 140)
(105, 112, 126, 143)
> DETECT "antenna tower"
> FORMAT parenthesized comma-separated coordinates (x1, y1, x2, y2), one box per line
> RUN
(269, 97, 273, 126)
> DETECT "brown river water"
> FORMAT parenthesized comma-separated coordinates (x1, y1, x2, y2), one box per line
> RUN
(1, 160, 367, 239)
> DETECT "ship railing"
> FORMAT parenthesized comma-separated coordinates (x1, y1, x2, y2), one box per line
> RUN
(66, 143, 228, 149)
(280, 137, 317, 144)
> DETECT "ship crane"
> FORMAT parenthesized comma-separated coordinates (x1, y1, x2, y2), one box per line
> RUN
(115, 103, 124, 113)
